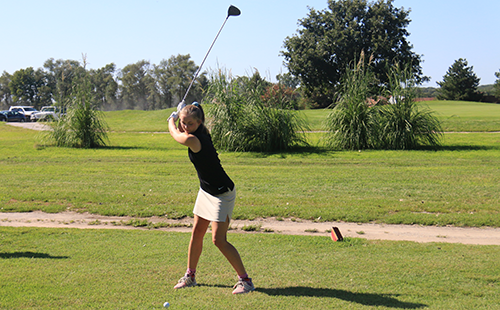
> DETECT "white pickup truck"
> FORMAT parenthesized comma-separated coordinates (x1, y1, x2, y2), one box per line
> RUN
(9, 106, 38, 121)
(30, 106, 62, 121)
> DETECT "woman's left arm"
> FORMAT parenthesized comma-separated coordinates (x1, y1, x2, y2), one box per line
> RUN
(168, 118, 201, 152)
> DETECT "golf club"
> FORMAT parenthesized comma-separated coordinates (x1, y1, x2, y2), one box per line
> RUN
(181, 5, 241, 103)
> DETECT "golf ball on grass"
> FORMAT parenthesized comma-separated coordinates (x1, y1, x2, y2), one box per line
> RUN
(163, 301, 170, 308)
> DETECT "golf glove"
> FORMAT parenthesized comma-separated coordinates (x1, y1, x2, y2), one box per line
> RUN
(177, 100, 186, 112)
(167, 111, 179, 122)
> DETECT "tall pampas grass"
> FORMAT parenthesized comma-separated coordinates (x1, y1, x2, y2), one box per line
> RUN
(206, 69, 309, 152)
(325, 55, 442, 150)
(45, 74, 109, 148)
(325, 54, 381, 150)
(379, 63, 442, 149)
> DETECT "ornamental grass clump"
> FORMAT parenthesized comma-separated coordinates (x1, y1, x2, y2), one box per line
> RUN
(325, 59, 381, 150)
(379, 64, 442, 150)
(206, 69, 309, 152)
(325, 59, 442, 150)
(45, 75, 109, 148)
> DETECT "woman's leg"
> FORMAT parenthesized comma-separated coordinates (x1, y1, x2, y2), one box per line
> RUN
(211, 216, 246, 276)
(187, 215, 210, 270)
(174, 215, 210, 289)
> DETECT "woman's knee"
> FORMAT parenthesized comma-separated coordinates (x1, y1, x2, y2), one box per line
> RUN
(212, 235, 228, 248)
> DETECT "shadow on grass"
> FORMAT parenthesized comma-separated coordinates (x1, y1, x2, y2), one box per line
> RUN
(102, 145, 171, 151)
(435, 145, 498, 151)
(241, 143, 499, 157)
(241, 146, 334, 158)
(0, 252, 69, 259)
(256, 286, 427, 309)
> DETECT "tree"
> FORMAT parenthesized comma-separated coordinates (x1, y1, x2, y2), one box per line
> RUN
(276, 72, 300, 89)
(43, 58, 85, 106)
(494, 69, 500, 98)
(118, 60, 154, 110)
(151, 64, 173, 109)
(88, 63, 118, 110)
(0, 71, 13, 108)
(281, 0, 424, 107)
(437, 58, 482, 101)
(156, 54, 205, 104)
(261, 83, 301, 110)
(9, 67, 52, 108)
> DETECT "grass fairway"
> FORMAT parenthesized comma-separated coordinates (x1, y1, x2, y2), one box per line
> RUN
(101, 100, 500, 132)
(1, 123, 499, 227)
(423, 100, 500, 132)
(1, 226, 499, 309)
(296, 100, 500, 132)
(1, 100, 499, 309)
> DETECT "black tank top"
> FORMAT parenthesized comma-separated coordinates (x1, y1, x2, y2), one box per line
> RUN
(188, 126, 234, 196)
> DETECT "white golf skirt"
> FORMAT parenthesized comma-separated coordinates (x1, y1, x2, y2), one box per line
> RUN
(193, 187, 236, 222)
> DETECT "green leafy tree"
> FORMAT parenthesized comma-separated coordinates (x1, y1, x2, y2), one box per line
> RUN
(156, 54, 205, 104)
(281, 0, 424, 107)
(43, 58, 85, 106)
(9, 67, 52, 108)
(261, 84, 301, 110)
(276, 72, 300, 89)
(0, 71, 13, 108)
(231, 70, 272, 100)
(494, 69, 500, 97)
(151, 64, 173, 109)
(118, 60, 154, 110)
(88, 63, 118, 110)
(9, 68, 37, 104)
(437, 58, 482, 101)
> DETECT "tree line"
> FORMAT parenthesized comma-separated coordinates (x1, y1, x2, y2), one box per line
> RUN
(3, 0, 500, 112)
(0, 55, 303, 112)
(0, 54, 207, 111)
(416, 60, 500, 102)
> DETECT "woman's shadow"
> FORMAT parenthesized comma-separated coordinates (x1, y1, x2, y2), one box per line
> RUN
(0, 252, 69, 259)
(256, 286, 427, 309)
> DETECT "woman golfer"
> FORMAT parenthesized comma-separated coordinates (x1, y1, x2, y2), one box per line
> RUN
(168, 102, 254, 294)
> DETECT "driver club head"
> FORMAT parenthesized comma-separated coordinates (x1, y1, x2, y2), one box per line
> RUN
(181, 4, 241, 102)
(228, 5, 241, 17)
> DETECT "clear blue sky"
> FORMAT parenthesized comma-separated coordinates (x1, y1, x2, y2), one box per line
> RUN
(1, 0, 499, 87)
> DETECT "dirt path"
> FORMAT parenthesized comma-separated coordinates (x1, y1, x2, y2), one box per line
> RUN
(6, 122, 52, 131)
(2, 211, 500, 245)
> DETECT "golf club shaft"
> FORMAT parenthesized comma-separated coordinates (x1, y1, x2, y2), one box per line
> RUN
(181, 17, 229, 103)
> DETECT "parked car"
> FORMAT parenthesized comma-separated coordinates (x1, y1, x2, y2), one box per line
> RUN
(9, 106, 38, 122)
(0, 110, 27, 122)
(30, 106, 63, 121)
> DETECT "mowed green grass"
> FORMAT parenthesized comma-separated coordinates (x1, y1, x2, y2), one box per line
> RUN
(1, 227, 499, 309)
(297, 100, 500, 132)
(1, 100, 500, 227)
(1, 101, 500, 309)
(103, 100, 500, 132)
(424, 100, 500, 132)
